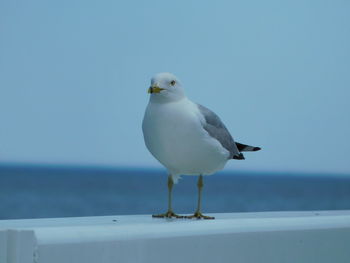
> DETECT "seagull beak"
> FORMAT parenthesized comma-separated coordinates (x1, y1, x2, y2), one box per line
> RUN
(148, 85, 165, 94)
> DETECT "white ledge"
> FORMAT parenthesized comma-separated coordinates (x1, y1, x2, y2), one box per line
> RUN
(1, 211, 350, 263)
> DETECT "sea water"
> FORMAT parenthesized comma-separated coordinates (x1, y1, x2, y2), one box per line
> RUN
(0, 165, 349, 219)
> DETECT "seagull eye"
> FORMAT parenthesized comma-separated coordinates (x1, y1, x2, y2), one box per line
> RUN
(170, 80, 176, 86)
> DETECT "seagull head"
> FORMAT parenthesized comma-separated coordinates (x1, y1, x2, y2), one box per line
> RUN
(148, 73, 185, 102)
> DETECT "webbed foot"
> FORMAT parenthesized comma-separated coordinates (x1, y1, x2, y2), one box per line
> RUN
(184, 211, 215, 220)
(152, 210, 184, 219)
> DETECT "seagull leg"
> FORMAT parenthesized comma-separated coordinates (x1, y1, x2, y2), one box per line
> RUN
(185, 175, 215, 220)
(152, 175, 184, 218)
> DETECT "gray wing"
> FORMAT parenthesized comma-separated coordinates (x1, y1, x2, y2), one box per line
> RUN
(197, 104, 242, 159)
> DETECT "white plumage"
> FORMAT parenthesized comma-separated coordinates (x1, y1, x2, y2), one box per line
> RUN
(143, 95, 229, 182)
(142, 72, 260, 219)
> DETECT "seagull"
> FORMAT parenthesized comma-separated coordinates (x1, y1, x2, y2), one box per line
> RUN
(142, 73, 261, 219)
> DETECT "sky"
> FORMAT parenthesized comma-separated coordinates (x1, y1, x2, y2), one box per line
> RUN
(0, 0, 349, 174)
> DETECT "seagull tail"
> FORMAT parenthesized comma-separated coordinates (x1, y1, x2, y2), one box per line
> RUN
(233, 153, 245, 160)
(235, 142, 261, 152)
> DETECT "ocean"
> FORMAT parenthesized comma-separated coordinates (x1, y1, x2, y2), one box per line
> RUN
(0, 164, 349, 220)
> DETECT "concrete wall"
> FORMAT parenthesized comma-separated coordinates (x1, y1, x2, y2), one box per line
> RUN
(1, 211, 350, 263)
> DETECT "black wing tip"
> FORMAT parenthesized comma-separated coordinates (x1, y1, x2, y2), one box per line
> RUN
(253, 147, 261, 151)
(233, 153, 245, 160)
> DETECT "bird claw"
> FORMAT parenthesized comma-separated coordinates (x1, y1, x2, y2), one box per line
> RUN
(152, 210, 184, 219)
(184, 211, 215, 220)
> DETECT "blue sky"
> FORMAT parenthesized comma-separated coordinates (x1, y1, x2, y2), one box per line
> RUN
(0, 0, 349, 174)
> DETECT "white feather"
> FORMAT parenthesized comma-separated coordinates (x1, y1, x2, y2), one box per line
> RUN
(142, 73, 230, 183)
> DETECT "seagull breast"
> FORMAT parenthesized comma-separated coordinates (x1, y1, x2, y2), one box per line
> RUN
(142, 98, 230, 176)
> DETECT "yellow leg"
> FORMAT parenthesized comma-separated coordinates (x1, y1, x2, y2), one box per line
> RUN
(185, 175, 215, 220)
(152, 175, 184, 218)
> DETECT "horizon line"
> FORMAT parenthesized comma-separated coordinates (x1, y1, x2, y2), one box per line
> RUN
(0, 161, 349, 178)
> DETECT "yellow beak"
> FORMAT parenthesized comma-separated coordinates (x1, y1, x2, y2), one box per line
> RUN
(148, 86, 165, 94)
